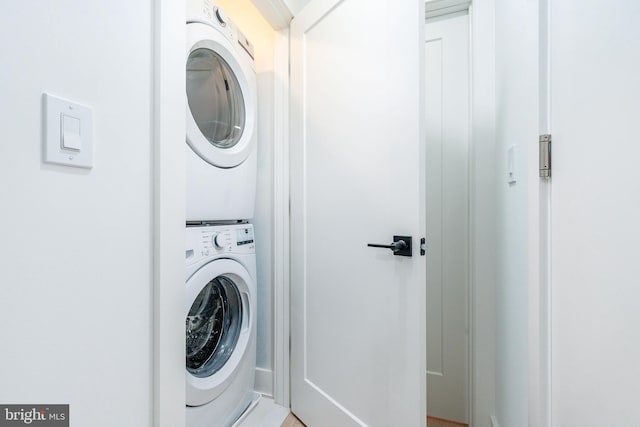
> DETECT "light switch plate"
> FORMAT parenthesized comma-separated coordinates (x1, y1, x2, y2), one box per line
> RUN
(507, 144, 516, 184)
(43, 93, 93, 169)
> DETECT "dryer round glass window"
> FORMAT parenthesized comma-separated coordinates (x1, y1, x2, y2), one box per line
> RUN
(186, 275, 243, 378)
(186, 48, 246, 149)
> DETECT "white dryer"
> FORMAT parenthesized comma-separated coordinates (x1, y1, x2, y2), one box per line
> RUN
(186, 0, 257, 222)
(185, 224, 258, 427)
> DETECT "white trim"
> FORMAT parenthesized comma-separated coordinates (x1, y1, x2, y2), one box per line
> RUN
(531, 0, 552, 425)
(272, 27, 291, 408)
(251, 0, 293, 30)
(255, 367, 275, 397)
(425, 0, 471, 19)
(152, 0, 186, 426)
(466, 5, 475, 426)
(490, 415, 501, 427)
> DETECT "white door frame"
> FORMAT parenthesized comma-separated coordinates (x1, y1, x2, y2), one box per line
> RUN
(272, 26, 292, 407)
(152, 0, 187, 426)
(531, 0, 550, 424)
(151, 0, 294, 425)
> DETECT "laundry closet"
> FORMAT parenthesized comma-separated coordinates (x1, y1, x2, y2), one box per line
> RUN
(3, 1, 640, 427)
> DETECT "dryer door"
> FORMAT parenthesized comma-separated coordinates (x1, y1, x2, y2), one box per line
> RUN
(185, 259, 253, 407)
(186, 23, 256, 169)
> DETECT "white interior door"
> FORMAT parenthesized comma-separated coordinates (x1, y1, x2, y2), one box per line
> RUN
(549, 1, 640, 425)
(424, 12, 469, 425)
(289, 0, 426, 426)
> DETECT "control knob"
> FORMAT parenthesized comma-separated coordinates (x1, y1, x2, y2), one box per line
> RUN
(212, 233, 225, 249)
(214, 8, 227, 26)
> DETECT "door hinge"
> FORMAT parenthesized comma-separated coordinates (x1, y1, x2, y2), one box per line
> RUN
(420, 237, 426, 256)
(539, 134, 551, 178)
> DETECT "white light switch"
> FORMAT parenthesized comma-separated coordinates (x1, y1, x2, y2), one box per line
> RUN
(43, 93, 93, 169)
(61, 114, 82, 151)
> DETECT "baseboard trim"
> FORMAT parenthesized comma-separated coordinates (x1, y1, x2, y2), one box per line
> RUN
(490, 416, 500, 427)
(255, 367, 273, 397)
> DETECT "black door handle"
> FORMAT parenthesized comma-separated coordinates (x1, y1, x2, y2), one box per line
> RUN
(367, 241, 407, 251)
(367, 236, 412, 257)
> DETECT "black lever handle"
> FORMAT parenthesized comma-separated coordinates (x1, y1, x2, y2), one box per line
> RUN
(367, 236, 412, 257)
(367, 241, 407, 252)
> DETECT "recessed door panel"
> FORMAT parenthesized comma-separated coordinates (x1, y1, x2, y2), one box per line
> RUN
(425, 12, 470, 424)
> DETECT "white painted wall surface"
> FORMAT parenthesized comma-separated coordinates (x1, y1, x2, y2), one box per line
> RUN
(550, 2, 640, 425)
(493, 0, 539, 425)
(217, 0, 277, 396)
(281, 0, 310, 15)
(0, 2, 153, 426)
(469, 1, 498, 426)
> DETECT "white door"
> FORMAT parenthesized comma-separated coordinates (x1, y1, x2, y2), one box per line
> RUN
(424, 12, 469, 425)
(289, 0, 426, 426)
(549, 1, 640, 425)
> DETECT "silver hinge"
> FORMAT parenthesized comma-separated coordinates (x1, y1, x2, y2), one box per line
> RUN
(420, 237, 426, 256)
(539, 134, 551, 178)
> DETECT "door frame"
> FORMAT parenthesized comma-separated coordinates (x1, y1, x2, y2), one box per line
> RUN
(531, 0, 550, 424)
(152, 0, 187, 426)
(151, 0, 293, 425)
(268, 0, 502, 424)
(272, 26, 291, 408)
(151, 0, 534, 426)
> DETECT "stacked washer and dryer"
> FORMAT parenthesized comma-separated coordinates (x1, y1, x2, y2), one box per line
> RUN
(185, 1, 259, 426)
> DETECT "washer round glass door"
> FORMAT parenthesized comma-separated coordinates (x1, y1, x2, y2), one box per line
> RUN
(186, 276, 242, 378)
(185, 258, 253, 407)
(186, 23, 256, 169)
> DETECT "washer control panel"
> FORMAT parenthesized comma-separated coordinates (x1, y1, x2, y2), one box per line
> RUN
(186, 224, 255, 265)
(188, 0, 236, 47)
(187, 0, 254, 63)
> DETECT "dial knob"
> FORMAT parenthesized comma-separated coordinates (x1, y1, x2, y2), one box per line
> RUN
(212, 233, 225, 249)
(214, 8, 227, 26)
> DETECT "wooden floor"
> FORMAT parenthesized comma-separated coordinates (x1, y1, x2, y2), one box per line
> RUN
(280, 413, 305, 427)
(280, 414, 467, 427)
(427, 416, 468, 427)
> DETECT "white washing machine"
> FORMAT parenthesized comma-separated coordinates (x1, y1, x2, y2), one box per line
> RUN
(186, 0, 257, 222)
(185, 224, 258, 427)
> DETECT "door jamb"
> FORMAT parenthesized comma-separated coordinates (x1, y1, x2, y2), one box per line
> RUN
(152, 0, 186, 426)
(530, 0, 551, 424)
(272, 26, 291, 408)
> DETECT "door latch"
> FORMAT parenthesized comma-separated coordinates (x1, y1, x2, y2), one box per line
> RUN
(367, 236, 412, 257)
(420, 237, 426, 256)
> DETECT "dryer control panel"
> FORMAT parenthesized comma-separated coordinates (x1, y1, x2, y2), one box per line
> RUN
(186, 224, 255, 266)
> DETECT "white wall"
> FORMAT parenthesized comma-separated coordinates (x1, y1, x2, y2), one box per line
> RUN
(0, 2, 154, 426)
(282, 0, 310, 15)
(217, 0, 277, 396)
(468, 1, 497, 426)
(549, 2, 640, 425)
(493, 0, 538, 425)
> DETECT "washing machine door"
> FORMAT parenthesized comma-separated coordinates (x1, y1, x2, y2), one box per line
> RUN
(186, 23, 256, 169)
(185, 259, 253, 406)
